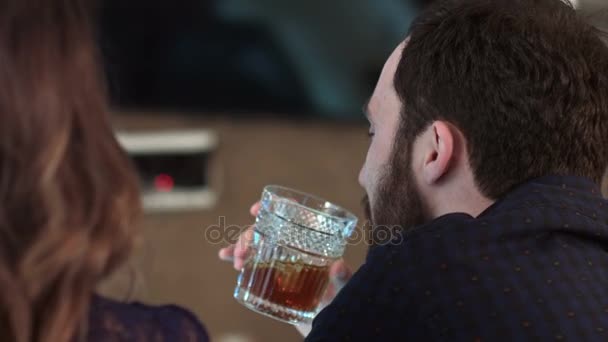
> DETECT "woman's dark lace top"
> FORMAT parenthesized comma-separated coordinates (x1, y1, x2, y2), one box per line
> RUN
(87, 295, 209, 342)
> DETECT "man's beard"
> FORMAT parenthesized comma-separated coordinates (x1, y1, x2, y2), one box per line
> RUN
(362, 136, 427, 249)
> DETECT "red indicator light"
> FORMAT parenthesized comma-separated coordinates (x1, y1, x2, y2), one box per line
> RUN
(154, 174, 174, 192)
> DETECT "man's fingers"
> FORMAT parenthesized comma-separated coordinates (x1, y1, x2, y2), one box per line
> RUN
(320, 260, 352, 306)
(329, 259, 352, 291)
(218, 227, 254, 269)
(218, 245, 235, 261)
(250, 202, 261, 216)
(230, 228, 255, 270)
(218, 201, 260, 271)
(234, 257, 246, 271)
(234, 228, 254, 257)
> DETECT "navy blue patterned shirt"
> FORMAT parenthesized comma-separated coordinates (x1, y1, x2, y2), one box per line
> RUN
(306, 176, 608, 341)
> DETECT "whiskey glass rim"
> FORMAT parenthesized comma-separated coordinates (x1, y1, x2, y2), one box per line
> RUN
(262, 185, 358, 226)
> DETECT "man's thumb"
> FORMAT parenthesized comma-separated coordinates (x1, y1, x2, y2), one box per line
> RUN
(329, 260, 352, 290)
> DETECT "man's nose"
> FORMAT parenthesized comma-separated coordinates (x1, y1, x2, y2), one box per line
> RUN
(358, 166, 365, 189)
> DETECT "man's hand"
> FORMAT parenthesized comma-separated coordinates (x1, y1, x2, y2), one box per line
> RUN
(218, 201, 353, 337)
(294, 259, 352, 337)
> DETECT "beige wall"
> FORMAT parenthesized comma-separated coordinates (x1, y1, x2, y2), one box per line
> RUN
(99, 114, 370, 342)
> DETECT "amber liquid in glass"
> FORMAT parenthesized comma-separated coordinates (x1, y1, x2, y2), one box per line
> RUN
(238, 260, 330, 313)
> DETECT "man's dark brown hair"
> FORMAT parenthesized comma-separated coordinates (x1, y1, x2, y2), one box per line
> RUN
(395, 0, 608, 199)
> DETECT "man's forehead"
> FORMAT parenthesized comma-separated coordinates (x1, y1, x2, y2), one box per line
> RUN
(367, 40, 408, 119)
(387, 40, 407, 70)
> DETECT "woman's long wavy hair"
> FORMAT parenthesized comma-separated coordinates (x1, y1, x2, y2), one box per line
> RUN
(0, 1, 141, 341)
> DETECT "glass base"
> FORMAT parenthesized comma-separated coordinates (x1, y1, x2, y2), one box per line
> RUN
(234, 286, 316, 325)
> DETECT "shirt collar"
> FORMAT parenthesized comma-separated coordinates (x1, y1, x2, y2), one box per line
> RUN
(479, 175, 602, 218)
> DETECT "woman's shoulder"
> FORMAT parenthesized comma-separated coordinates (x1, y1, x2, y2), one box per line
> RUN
(87, 295, 209, 342)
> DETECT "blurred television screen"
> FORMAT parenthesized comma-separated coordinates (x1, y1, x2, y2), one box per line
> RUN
(99, 0, 420, 119)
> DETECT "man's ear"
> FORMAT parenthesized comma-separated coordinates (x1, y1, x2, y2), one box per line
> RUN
(421, 121, 454, 185)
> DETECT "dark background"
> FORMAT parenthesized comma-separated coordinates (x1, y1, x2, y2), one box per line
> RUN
(99, 0, 433, 119)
